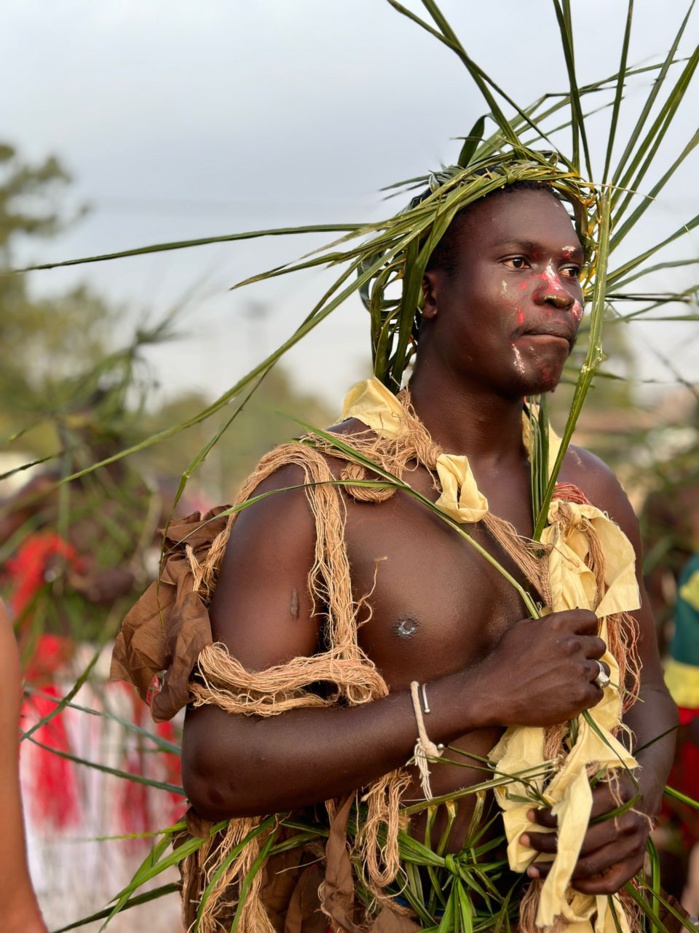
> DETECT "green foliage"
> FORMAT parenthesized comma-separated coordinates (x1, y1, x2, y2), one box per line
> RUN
(0, 145, 120, 451)
(138, 365, 335, 503)
(0, 143, 72, 254)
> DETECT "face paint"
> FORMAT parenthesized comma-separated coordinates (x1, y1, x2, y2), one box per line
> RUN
(543, 260, 557, 289)
(432, 188, 584, 397)
(512, 345, 525, 374)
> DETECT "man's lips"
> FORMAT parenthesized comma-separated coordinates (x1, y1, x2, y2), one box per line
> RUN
(514, 324, 577, 348)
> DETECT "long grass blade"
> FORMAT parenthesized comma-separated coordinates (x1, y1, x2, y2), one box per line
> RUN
(24, 686, 181, 754)
(295, 420, 540, 615)
(386, 0, 552, 151)
(51, 884, 180, 932)
(533, 189, 612, 539)
(16, 225, 363, 273)
(21, 646, 101, 742)
(607, 211, 699, 286)
(20, 731, 185, 795)
(611, 50, 699, 240)
(602, 0, 634, 182)
(610, 0, 696, 188)
(551, 1, 592, 176)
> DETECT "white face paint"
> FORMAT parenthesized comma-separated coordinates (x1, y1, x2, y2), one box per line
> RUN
(542, 257, 584, 323)
(544, 260, 557, 288)
(512, 344, 525, 373)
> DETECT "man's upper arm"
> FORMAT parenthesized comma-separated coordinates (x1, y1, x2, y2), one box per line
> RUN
(567, 446, 664, 680)
(208, 463, 320, 671)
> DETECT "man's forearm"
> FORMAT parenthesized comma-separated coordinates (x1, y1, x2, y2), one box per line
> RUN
(182, 612, 617, 821)
(624, 684, 678, 818)
(181, 666, 510, 820)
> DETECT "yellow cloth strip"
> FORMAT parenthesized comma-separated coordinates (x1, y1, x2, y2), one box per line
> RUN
(679, 569, 699, 612)
(342, 378, 406, 440)
(665, 657, 699, 708)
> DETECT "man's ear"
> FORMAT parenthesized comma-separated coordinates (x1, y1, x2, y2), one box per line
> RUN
(422, 270, 440, 320)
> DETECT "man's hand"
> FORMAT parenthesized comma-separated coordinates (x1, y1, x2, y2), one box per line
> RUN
(478, 609, 608, 728)
(521, 773, 649, 894)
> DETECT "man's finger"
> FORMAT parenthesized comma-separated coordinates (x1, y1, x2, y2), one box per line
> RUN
(527, 860, 552, 880)
(528, 807, 557, 829)
(571, 835, 645, 886)
(521, 830, 557, 854)
(589, 779, 637, 821)
(572, 856, 644, 896)
(577, 819, 620, 857)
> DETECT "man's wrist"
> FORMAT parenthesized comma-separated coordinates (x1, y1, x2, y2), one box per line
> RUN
(629, 757, 663, 820)
(437, 666, 499, 733)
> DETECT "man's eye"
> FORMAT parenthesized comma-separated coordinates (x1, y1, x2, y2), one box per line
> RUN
(562, 265, 582, 279)
(504, 257, 528, 269)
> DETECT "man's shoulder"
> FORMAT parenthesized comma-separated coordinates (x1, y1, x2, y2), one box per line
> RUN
(325, 416, 377, 439)
(236, 422, 368, 519)
(561, 443, 638, 536)
(562, 443, 616, 487)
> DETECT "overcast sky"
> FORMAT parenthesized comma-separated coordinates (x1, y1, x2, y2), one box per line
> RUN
(3, 0, 698, 412)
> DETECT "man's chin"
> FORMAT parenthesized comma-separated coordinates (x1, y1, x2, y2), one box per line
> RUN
(515, 371, 564, 398)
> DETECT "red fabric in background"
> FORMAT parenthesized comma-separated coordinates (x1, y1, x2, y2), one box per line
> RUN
(665, 706, 699, 846)
(21, 687, 81, 830)
(7, 532, 84, 617)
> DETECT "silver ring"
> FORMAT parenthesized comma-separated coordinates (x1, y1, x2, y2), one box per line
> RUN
(594, 660, 611, 689)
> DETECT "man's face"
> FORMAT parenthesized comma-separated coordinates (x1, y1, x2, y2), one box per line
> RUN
(422, 188, 585, 399)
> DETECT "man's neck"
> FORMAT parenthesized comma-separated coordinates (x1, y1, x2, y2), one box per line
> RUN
(408, 366, 528, 465)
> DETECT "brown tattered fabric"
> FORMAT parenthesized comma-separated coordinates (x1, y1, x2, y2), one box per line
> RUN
(111, 505, 230, 723)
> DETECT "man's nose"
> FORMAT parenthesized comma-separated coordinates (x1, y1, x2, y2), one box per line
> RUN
(542, 291, 573, 310)
(533, 274, 575, 310)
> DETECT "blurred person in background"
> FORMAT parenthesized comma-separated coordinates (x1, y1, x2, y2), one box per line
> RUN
(653, 481, 699, 916)
(0, 597, 47, 933)
(0, 398, 183, 930)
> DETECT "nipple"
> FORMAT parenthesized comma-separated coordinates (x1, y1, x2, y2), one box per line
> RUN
(394, 616, 419, 638)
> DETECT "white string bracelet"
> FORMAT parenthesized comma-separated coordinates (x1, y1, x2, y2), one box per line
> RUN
(409, 681, 444, 799)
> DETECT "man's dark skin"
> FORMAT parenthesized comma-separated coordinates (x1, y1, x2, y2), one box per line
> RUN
(182, 188, 677, 897)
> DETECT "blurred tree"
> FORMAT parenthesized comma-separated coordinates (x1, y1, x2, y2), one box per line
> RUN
(139, 364, 336, 506)
(0, 144, 121, 448)
(0, 142, 71, 254)
(551, 312, 636, 417)
(0, 142, 335, 508)
(549, 310, 640, 469)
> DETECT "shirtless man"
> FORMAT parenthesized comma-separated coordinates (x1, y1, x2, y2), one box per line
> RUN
(180, 184, 676, 912)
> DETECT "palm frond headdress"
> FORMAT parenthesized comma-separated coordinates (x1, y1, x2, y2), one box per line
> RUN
(357, 149, 600, 391)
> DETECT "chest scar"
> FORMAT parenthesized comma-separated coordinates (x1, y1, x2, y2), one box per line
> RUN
(289, 587, 300, 619)
(394, 615, 419, 638)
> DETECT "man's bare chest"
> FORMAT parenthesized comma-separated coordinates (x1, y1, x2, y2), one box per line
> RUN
(342, 484, 535, 691)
